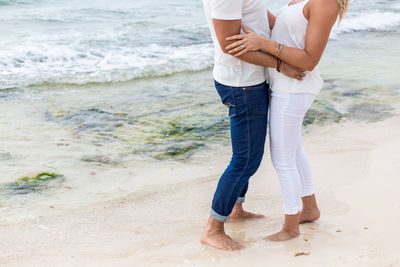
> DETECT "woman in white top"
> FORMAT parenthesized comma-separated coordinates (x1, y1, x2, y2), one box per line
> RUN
(225, 0, 349, 241)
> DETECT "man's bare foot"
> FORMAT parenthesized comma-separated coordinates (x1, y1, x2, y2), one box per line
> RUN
(228, 210, 264, 222)
(227, 203, 264, 222)
(299, 208, 320, 223)
(200, 230, 243, 250)
(264, 228, 300, 242)
(200, 216, 244, 251)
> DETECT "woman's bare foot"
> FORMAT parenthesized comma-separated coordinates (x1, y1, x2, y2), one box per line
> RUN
(265, 213, 300, 242)
(227, 203, 265, 222)
(299, 208, 320, 223)
(300, 194, 320, 223)
(265, 228, 300, 242)
(200, 216, 244, 251)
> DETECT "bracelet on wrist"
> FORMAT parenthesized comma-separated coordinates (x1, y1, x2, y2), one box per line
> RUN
(277, 59, 282, 73)
(275, 43, 280, 57)
(276, 44, 284, 59)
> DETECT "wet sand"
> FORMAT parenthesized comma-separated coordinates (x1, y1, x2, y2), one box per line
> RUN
(1, 116, 400, 267)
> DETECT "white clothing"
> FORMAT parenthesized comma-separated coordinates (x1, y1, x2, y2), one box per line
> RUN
(268, 0, 323, 95)
(269, 91, 316, 215)
(202, 0, 270, 87)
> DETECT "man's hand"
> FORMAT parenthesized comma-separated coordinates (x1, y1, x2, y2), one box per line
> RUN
(281, 61, 306, 81)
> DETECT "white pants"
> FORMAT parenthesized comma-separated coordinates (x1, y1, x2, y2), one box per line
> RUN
(269, 92, 316, 215)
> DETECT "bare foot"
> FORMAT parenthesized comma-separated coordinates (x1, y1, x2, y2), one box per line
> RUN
(228, 210, 264, 222)
(200, 216, 244, 251)
(200, 230, 243, 251)
(299, 208, 320, 223)
(264, 229, 300, 242)
(227, 203, 264, 222)
(300, 194, 320, 223)
(265, 213, 300, 242)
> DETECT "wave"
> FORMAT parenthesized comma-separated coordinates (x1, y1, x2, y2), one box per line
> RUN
(1, 6, 398, 89)
(0, 0, 34, 6)
(0, 43, 214, 90)
(0, 0, 12, 5)
(331, 11, 400, 38)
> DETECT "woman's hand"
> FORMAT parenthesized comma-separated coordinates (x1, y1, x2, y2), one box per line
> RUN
(225, 26, 265, 57)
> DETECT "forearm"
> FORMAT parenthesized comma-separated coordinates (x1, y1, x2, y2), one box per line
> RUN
(212, 19, 277, 68)
(237, 49, 277, 68)
(261, 38, 317, 71)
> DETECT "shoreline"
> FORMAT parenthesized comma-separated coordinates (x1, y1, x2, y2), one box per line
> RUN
(1, 116, 400, 266)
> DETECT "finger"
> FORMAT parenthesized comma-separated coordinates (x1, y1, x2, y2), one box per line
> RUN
(228, 45, 245, 54)
(226, 34, 245, 41)
(225, 40, 244, 50)
(234, 48, 249, 57)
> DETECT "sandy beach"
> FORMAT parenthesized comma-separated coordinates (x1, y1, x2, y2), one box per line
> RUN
(1, 115, 399, 267)
(1, 0, 399, 266)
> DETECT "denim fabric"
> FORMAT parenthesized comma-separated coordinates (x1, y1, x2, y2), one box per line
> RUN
(210, 80, 269, 222)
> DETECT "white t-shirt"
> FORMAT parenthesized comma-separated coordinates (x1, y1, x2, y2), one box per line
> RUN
(202, 0, 270, 87)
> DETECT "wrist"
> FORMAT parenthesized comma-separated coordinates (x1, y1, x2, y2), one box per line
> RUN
(265, 40, 278, 55)
(261, 38, 272, 53)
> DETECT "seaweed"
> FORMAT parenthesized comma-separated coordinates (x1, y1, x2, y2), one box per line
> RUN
(46, 106, 229, 161)
(152, 143, 205, 160)
(304, 100, 343, 126)
(345, 103, 394, 122)
(81, 155, 119, 166)
(0, 172, 65, 195)
(0, 152, 13, 161)
(46, 108, 129, 132)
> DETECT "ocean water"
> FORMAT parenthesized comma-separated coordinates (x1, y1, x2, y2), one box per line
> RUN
(0, 0, 399, 223)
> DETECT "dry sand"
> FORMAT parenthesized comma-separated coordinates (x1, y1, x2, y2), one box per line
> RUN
(1, 116, 400, 267)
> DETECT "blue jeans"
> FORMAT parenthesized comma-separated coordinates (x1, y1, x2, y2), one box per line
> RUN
(211, 80, 269, 222)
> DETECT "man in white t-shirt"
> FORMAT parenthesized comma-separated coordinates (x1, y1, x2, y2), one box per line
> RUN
(200, 0, 304, 250)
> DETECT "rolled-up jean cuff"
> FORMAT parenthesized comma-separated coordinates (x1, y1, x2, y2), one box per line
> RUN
(236, 197, 245, 204)
(210, 208, 230, 222)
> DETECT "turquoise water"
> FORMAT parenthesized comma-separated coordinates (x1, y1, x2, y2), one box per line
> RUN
(0, 0, 399, 222)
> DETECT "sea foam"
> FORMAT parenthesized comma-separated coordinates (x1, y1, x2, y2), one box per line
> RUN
(331, 12, 400, 39)
(0, 6, 399, 89)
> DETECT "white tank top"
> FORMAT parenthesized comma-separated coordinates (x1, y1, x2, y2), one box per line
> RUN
(268, 0, 323, 96)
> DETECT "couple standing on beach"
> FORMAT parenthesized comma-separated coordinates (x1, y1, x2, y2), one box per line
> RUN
(201, 0, 349, 250)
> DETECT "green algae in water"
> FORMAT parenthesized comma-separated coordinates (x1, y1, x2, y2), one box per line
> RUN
(345, 103, 394, 122)
(46, 105, 230, 161)
(81, 155, 119, 166)
(148, 116, 227, 159)
(304, 99, 343, 126)
(153, 143, 205, 160)
(1, 172, 65, 195)
(0, 152, 13, 161)
(151, 117, 228, 141)
(158, 121, 196, 139)
(118, 114, 229, 160)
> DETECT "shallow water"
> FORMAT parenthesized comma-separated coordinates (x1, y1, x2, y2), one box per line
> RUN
(0, 0, 399, 223)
